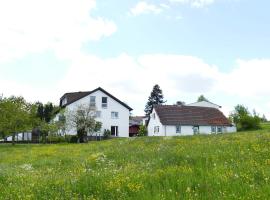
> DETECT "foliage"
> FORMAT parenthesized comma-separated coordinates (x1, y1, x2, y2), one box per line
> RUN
(261, 114, 268, 122)
(197, 95, 209, 102)
(144, 84, 166, 116)
(103, 129, 111, 139)
(230, 104, 261, 131)
(137, 125, 147, 136)
(69, 135, 79, 143)
(94, 121, 102, 133)
(1, 129, 270, 199)
(66, 104, 99, 143)
(0, 96, 34, 145)
(47, 135, 66, 143)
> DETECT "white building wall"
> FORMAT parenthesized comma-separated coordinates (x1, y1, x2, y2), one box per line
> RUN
(187, 101, 221, 109)
(147, 109, 164, 136)
(64, 90, 130, 137)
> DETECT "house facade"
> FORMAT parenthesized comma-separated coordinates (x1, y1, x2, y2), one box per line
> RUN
(148, 105, 236, 136)
(59, 87, 132, 137)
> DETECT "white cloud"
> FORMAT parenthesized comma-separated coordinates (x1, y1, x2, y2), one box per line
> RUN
(218, 59, 270, 97)
(0, 0, 117, 62)
(1, 51, 270, 118)
(169, 0, 215, 8)
(130, 1, 163, 16)
(56, 54, 270, 118)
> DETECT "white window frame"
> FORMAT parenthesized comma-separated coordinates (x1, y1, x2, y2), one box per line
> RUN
(102, 97, 108, 109)
(154, 126, 159, 134)
(95, 111, 101, 118)
(217, 126, 222, 133)
(176, 125, 181, 133)
(211, 126, 216, 134)
(90, 96, 96, 107)
(111, 112, 119, 119)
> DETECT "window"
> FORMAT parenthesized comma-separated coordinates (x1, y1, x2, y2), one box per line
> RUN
(176, 125, 181, 133)
(211, 126, 216, 134)
(154, 126, 159, 134)
(90, 96, 96, 107)
(102, 97, 108, 108)
(95, 111, 101, 118)
(217, 126, 222, 133)
(193, 126, 199, 134)
(152, 113, 156, 119)
(111, 112, 119, 119)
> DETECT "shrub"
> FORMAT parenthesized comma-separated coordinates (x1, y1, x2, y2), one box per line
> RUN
(47, 135, 66, 143)
(103, 129, 111, 139)
(238, 115, 261, 131)
(69, 135, 79, 143)
(138, 125, 147, 136)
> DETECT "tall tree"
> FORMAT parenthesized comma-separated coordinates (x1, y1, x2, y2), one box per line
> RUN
(144, 84, 166, 116)
(197, 95, 209, 102)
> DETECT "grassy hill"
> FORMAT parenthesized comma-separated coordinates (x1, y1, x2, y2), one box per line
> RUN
(1, 128, 270, 199)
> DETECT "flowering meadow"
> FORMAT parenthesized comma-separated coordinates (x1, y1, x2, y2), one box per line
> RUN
(1, 129, 270, 199)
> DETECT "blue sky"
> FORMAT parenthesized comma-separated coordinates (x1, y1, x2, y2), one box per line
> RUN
(0, 0, 270, 118)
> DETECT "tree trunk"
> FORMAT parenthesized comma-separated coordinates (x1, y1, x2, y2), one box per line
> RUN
(12, 133, 15, 145)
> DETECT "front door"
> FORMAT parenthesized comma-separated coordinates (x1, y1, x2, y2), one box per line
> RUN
(111, 126, 118, 137)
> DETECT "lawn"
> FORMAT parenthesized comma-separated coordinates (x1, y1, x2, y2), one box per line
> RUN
(1, 129, 270, 199)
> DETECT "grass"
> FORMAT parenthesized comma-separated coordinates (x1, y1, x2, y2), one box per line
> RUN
(1, 128, 270, 199)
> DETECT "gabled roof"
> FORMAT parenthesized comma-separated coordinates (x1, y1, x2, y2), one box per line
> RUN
(129, 116, 145, 126)
(60, 87, 133, 111)
(154, 105, 231, 126)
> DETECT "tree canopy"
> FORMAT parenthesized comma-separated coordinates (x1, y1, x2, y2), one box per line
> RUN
(144, 84, 166, 116)
(197, 95, 209, 102)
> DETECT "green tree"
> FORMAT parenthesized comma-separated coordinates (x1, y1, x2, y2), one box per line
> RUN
(0, 96, 32, 145)
(230, 104, 261, 131)
(138, 125, 147, 136)
(144, 84, 166, 116)
(197, 95, 209, 102)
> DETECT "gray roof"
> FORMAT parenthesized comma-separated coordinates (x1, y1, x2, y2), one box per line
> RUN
(60, 87, 133, 111)
(154, 105, 231, 126)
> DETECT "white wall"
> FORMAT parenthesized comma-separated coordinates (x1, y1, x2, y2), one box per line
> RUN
(64, 90, 130, 137)
(147, 109, 164, 136)
(187, 101, 221, 109)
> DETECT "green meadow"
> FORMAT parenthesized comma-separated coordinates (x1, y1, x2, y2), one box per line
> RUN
(1, 127, 270, 199)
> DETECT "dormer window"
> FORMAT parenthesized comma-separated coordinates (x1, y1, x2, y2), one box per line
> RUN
(90, 96, 96, 107)
(102, 97, 108, 108)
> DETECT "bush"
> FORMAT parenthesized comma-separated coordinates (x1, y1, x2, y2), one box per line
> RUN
(103, 129, 111, 139)
(138, 125, 147, 136)
(69, 135, 79, 143)
(238, 115, 261, 131)
(47, 135, 66, 143)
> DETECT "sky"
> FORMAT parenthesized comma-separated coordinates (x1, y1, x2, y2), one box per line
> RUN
(0, 0, 270, 118)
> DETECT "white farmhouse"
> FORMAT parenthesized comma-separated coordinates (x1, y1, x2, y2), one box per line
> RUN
(59, 87, 133, 137)
(148, 105, 236, 136)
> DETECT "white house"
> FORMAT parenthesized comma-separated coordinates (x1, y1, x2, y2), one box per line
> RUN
(59, 87, 133, 137)
(187, 100, 222, 109)
(148, 105, 236, 136)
